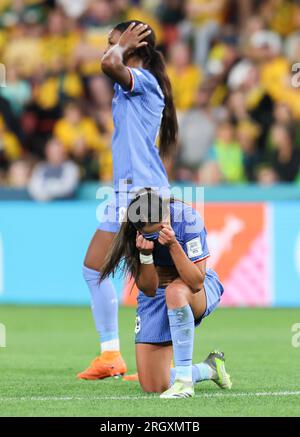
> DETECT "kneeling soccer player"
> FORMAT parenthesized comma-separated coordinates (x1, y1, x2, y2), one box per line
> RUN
(101, 189, 232, 398)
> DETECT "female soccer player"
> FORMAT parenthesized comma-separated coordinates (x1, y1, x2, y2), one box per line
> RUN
(101, 189, 232, 398)
(78, 22, 178, 379)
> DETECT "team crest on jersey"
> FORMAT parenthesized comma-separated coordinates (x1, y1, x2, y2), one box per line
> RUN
(135, 316, 141, 334)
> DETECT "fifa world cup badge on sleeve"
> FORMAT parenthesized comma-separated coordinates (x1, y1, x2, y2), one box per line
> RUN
(186, 237, 203, 259)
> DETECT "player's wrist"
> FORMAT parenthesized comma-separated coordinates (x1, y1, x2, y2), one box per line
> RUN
(168, 239, 179, 251)
(112, 43, 126, 59)
(139, 252, 154, 265)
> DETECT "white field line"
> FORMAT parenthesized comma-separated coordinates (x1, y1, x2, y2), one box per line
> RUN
(0, 391, 300, 402)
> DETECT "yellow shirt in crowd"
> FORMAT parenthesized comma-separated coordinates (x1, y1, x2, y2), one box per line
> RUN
(34, 74, 83, 110)
(267, 0, 298, 37)
(261, 57, 300, 119)
(53, 117, 105, 153)
(42, 32, 80, 71)
(3, 37, 43, 77)
(53, 117, 113, 180)
(167, 65, 202, 111)
(0, 116, 22, 161)
(188, 0, 226, 26)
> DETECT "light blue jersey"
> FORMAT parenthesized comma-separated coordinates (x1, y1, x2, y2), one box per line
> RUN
(111, 67, 169, 193)
(152, 201, 210, 267)
(135, 201, 224, 344)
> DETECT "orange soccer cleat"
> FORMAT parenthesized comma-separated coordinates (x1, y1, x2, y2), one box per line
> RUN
(77, 351, 127, 380)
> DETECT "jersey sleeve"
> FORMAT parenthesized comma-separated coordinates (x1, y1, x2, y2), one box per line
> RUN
(181, 207, 210, 263)
(122, 67, 156, 96)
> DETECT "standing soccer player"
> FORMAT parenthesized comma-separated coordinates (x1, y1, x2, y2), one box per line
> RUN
(77, 22, 178, 379)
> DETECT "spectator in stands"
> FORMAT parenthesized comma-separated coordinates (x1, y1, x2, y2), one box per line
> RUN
(42, 8, 79, 73)
(156, 0, 186, 46)
(0, 115, 22, 174)
(185, 0, 226, 67)
(3, 21, 43, 79)
(56, 0, 90, 19)
(259, 0, 297, 37)
(53, 101, 106, 154)
(268, 124, 300, 182)
(0, 65, 31, 116)
(227, 61, 274, 150)
(167, 41, 203, 113)
(256, 164, 279, 185)
(236, 120, 262, 182)
(53, 100, 112, 181)
(28, 137, 80, 202)
(209, 122, 245, 184)
(177, 84, 216, 180)
(7, 160, 32, 189)
(198, 160, 223, 185)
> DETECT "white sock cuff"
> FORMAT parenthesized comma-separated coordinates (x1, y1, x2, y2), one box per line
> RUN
(101, 339, 120, 352)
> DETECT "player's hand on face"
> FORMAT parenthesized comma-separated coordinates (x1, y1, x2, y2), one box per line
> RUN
(158, 224, 177, 248)
(136, 232, 154, 255)
(118, 22, 151, 53)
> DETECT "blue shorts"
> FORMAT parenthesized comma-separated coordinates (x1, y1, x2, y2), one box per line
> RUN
(135, 269, 224, 344)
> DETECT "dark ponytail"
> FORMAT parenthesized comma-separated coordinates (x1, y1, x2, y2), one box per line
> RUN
(101, 188, 170, 282)
(114, 21, 178, 158)
(147, 46, 178, 158)
(101, 218, 140, 282)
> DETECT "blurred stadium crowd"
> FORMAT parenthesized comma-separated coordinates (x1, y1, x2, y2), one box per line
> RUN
(1, 0, 300, 200)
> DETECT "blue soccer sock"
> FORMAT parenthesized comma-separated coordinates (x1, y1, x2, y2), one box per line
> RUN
(170, 363, 216, 385)
(82, 266, 119, 353)
(170, 363, 216, 386)
(193, 362, 216, 382)
(168, 305, 195, 382)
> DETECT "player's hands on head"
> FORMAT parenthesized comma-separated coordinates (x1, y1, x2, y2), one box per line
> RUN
(158, 224, 177, 248)
(118, 22, 151, 53)
(136, 232, 154, 255)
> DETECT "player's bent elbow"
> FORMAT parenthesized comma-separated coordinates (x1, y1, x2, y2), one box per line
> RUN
(101, 59, 114, 75)
(188, 279, 205, 294)
(101, 56, 122, 76)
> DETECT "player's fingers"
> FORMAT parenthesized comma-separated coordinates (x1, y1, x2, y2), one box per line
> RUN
(137, 42, 148, 48)
(143, 240, 153, 250)
(148, 241, 154, 250)
(135, 23, 147, 32)
(136, 234, 143, 246)
(158, 236, 167, 246)
(160, 227, 173, 238)
(137, 30, 152, 41)
(128, 22, 136, 31)
(132, 23, 146, 35)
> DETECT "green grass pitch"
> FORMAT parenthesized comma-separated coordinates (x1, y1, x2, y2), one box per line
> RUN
(0, 305, 300, 417)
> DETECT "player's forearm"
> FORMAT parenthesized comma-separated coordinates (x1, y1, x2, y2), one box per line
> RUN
(169, 241, 205, 293)
(101, 44, 131, 88)
(101, 45, 126, 80)
(136, 264, 159, 297)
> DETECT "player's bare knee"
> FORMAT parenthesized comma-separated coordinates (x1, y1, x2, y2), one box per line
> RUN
(139, 373, 167, 394)
(165, 283, 187, 308)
